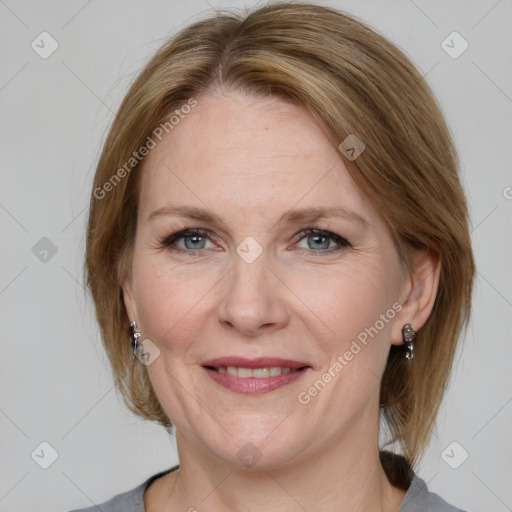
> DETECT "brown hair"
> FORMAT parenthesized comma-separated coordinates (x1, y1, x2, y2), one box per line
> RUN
(84, 1, 475, 470)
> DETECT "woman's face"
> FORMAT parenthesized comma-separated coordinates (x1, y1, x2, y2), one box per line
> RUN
(123, 90, 412, 469)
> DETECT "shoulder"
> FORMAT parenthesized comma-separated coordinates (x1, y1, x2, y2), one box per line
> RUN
(66, 465, 179, 512)
(399, 473, 468, 512)
(66, 482, 146, 512)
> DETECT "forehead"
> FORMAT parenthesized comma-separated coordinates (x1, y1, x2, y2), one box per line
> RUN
(137, 91, 378, 227)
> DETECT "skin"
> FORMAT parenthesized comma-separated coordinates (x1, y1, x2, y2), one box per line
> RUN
(122, 89, 440, 512)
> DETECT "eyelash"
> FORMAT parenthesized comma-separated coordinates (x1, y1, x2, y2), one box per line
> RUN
(159, 226, 350, 256)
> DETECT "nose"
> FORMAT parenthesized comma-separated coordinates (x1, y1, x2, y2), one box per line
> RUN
(217, 248, 290, 338)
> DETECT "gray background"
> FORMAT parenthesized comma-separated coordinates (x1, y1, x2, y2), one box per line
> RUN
(1, 1, 511, 511)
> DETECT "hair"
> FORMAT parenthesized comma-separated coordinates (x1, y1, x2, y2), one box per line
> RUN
(84, 1, 475, 476)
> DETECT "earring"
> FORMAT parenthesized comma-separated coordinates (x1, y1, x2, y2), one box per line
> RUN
(402, 323, 417, 360)
(129, 321, 144, 360)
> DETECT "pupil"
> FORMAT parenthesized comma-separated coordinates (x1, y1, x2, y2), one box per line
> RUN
(186, 235, 204, 249)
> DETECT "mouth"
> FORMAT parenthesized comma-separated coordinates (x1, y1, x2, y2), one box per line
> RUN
(201, 357, 312, 394)
(205, 365, 305, 377)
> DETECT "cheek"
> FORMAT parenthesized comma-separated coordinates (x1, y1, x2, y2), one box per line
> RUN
(291, 258, 400, 354)
(131, 253, 221, 354)
(294, 264, 401, 418)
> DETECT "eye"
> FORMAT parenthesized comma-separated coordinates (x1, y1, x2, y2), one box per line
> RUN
(159, 227, 350, 255)
(294, 229, 350, 253)
(160, 229, 216, 253)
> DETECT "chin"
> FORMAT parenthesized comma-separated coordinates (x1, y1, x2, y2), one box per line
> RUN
(191, 420, 313, 471)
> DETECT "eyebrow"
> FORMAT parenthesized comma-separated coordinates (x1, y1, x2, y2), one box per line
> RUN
(147, 205, 370, 228)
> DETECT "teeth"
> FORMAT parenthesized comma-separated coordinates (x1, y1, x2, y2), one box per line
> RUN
(252, 367, 269, 378)
(217, 366, 299, 377)
(237, 367, 253, 378)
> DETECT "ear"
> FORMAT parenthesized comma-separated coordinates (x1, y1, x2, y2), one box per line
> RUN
(391, 248, 441, 346)
(122, 273, 138, 323)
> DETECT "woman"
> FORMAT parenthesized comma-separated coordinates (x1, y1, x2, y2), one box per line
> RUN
(70, 2, 474, 511)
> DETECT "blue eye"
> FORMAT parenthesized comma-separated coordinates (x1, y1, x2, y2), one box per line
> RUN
(161, 229, 213, 251)
(295, 229, 350, 253)
(160, 228, 350, 255)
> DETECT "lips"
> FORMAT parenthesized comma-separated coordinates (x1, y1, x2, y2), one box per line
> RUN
(201, 357, 312, 394)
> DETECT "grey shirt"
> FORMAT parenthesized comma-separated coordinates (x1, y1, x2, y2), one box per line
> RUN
(67, 465, 467, 512)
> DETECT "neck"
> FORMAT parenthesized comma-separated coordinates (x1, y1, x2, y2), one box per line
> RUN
(164, 425, 407, 512)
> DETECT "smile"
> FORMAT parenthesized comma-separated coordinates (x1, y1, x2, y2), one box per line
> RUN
(201, 357, 311, 394)
(211, 366, 301, 377)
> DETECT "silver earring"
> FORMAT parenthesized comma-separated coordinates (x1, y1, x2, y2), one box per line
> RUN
(129, 321, 144, 360)
(402, 323, 417, 360)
